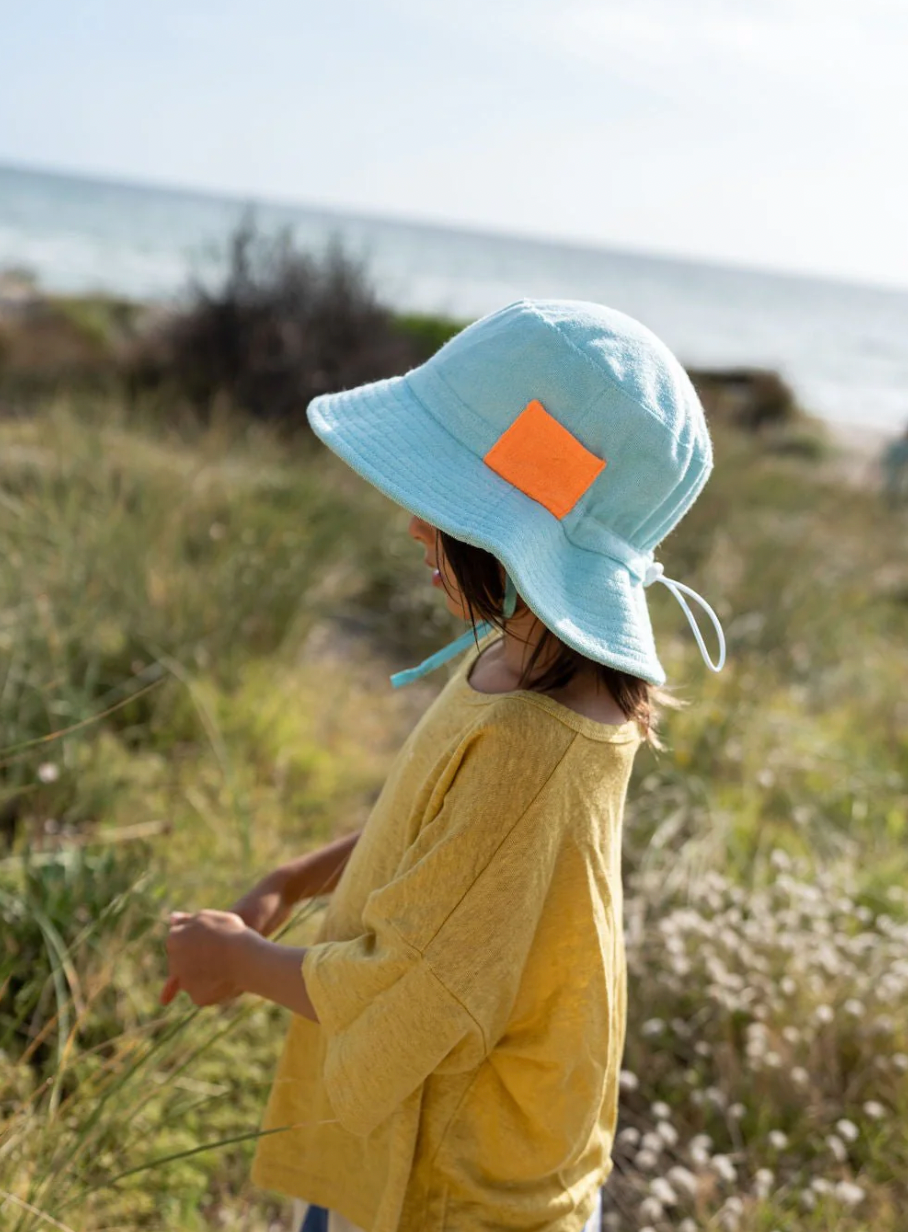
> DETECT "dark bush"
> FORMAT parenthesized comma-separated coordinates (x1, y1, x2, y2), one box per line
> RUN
(130, 217, 424, 427)
(689, 366, 801, 432)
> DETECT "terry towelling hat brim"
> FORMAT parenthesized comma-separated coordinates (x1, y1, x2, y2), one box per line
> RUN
(307, 372, 668, 686)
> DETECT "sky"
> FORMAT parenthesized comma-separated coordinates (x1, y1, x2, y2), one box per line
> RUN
(2, 0, 907, 288)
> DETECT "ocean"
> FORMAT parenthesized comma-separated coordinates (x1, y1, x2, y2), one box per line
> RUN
(2, 162, 907, 434)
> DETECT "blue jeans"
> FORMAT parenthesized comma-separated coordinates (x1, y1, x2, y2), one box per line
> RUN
(300, 1188, 603, 1230)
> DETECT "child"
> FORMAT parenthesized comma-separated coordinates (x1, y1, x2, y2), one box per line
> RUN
(162, 299, 726, 1232)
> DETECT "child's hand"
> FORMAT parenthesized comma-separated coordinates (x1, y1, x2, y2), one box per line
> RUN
(161, 909, 250, 1008)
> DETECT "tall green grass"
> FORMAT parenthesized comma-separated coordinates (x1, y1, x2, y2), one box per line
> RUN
(0, 399, 905, 1229)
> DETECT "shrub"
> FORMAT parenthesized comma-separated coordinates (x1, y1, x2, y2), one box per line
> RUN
(130, 218, 422, 427)
(689, 368, 802, 433)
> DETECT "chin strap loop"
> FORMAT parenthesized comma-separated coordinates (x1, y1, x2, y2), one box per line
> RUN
(643, 561, 726, 672)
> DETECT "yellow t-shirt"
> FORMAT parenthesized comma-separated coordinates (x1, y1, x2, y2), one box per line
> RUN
(251, 636, 642, 1231)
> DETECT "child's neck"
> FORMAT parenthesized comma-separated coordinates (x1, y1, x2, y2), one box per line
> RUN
(488, 612, 575, 688)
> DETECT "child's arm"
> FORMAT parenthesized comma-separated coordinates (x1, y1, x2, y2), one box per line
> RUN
(161, 909, 319, 1021)
(160, 830, 362, 1010)
(230, 829, 362, 935)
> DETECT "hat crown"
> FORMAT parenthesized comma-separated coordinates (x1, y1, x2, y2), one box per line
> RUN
(411, 298, 713, 553)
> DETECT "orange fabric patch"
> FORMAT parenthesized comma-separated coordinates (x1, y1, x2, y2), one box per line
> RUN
(483, 399, 606, 519)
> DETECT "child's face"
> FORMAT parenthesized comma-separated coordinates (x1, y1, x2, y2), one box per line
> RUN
(407, 515, 470, 621)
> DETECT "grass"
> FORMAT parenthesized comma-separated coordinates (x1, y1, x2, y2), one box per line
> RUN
(0, 396, 905, 1230)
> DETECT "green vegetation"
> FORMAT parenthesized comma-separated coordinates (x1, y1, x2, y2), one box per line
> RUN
(0, 306, 905, 1226)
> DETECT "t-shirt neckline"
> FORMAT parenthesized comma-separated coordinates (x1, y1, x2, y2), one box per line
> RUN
(455, 634, 641, 744)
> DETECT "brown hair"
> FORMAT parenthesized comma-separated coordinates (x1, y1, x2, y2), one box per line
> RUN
(438, 530, 683, 749)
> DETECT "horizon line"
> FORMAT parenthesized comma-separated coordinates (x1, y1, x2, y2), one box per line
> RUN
(2, 154, 908, 301)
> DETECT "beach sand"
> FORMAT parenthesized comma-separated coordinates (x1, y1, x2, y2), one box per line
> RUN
(815, 418, 903, 491)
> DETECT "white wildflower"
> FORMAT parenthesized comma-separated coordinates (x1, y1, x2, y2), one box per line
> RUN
(641, 1018, 666, 1037)
(650, 1177, 678, 1206)
(690, 1133, 713, 1151)
(634, 1148, 660, 1172)
(799, 1188, 817, 1210)
(710, 1154, 737, 1184)
(826, 1134, 847, 1162)
(814, 1004, 835, 1025)
(811, 1177, 833, 1194)
(678, 1221, 698, 1232)
(638, 1196, 663, 1223)
(720, 1195, 745, 1230)
(843, 998, 863, 1016)
(705, 1085, 727, 1109)
(619, 1070, 639, 1092)
(616, 1126, 640, 1147)
(667, 1165, 698, 1198)
(694, 1039, 712, 1057)
(37, 762, 60, 784)
(781, 1025, 801, 1045)
(893, 1053, 908, 1072)
(656, 1120, 679, 1147)
(753, 1167, 775, 1198)
(836, 1118, 859, 1143)
(728, 1102, 746, 1120)
(863, 1100, 885, 1119)
(641, 1131, 663, 1154)
(650, 1100, 671, 1120)
(768, 1130, 789, 1151)
(790, 1066, 809, 1086)
(834, 1181, 865, 1207)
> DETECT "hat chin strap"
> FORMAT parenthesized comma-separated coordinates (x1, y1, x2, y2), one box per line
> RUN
(389, 573, 517, 689)
(389, 566, 727, 688)
(643, 562, 727, 672)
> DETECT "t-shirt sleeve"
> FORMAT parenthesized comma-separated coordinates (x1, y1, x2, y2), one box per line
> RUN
(301, 709, 576, 1137)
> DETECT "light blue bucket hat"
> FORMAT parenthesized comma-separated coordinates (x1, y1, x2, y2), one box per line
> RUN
(307, 298, 726, 688)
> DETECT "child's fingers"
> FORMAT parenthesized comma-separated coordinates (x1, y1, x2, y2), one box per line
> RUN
(160, 974, 181, 1006)
(169, 911, 191, 924)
